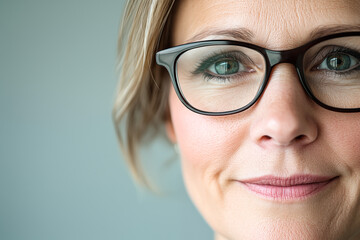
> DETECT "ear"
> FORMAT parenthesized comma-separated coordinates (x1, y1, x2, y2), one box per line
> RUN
(165, 115, 177, 144)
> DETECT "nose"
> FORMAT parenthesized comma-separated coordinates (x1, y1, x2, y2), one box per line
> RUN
(250, 64, 318, 148)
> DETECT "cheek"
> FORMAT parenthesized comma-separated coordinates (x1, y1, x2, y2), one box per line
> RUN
(169, 89, 218, 165)
(168, 87, 249, 231)
(167, 86, 253, 224)
(325, 115, 360, 171)
(168, 88, 248, 172)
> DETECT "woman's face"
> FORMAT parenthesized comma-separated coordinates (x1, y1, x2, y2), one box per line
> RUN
(166, 0, 360, 239)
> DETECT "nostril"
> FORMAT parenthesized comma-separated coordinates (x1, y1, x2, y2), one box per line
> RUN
(260, 135, 272, 141)
(295, 135, 306, 141)
(258, 134, 309, 147)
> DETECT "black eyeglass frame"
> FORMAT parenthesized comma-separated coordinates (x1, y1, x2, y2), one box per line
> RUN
(156, 31, 360, 116)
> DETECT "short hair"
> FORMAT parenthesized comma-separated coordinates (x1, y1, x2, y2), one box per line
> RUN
(112, 0, 175, 188)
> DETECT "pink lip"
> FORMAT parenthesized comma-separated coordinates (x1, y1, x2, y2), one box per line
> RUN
(238, 175, 338, 201)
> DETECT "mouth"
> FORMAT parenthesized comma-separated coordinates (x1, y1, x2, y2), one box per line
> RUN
(238, 175, 339, 202)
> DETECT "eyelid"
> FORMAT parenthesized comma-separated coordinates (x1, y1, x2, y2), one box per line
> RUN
(307, 46, 360, 70)
(203, 51, 251, 64)
(192, 51, 251, 74)
(193, 50, 259, 75)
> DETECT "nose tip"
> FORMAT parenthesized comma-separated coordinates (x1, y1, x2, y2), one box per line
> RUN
(250, 64, 318, 148)
(255, 114, 317, 147)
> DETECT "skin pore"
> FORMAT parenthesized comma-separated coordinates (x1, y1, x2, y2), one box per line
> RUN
(165, 0, 360, 240)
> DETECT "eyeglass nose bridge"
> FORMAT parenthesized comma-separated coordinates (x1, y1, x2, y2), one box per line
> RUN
(264, 48, 306, 91)
(260, 48, 311, 104)
(266, 48, 302, 68)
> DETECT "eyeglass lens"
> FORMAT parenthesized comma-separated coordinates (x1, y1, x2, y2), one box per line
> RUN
(175, 36, 360, 113)
(303, 36, 360, 109)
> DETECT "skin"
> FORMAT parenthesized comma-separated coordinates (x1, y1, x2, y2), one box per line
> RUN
(165, 0, 360, 239)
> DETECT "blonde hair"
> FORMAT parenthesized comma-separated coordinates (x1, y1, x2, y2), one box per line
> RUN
(112, 0, 176, 189)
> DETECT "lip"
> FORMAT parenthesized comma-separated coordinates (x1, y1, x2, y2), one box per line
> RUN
(238, 174, 338, 201)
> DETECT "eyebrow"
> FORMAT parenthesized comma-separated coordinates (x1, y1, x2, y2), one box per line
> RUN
(309, 24, 360, 39)
(186, 28, 254, 42)
(185, 24, 360, 44)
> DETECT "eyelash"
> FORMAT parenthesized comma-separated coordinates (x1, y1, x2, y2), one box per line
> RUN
(192, 51, 251, 82)
(311, 46, 360, 75)
(190, 46, 360, 82)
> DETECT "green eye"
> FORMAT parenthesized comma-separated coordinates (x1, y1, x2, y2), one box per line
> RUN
(318, 53, 358, 71)
(327, 53, 350, 70)
(215, 60, 239, 75)
(212, 60, 240, 75)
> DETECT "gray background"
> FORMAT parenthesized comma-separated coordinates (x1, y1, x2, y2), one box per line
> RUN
(0, 0, 213, 239)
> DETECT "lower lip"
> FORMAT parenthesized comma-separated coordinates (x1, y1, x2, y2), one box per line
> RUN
(239, 179, 336, 201)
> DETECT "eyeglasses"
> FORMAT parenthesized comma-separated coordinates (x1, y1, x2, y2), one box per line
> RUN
(156, 32, 360, 116)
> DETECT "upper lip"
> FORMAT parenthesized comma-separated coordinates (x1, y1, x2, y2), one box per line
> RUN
(239, 174, 337, 187)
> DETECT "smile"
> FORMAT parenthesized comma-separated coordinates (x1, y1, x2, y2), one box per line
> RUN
(238, 175, 339, 202)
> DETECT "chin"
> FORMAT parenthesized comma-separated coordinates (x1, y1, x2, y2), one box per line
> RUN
(217, 218, 345, 240)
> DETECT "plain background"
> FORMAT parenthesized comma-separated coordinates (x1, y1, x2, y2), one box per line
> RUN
(0, 0, 213, 239)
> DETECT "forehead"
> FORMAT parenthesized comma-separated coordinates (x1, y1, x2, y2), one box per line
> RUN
(171, 0, 360, 49)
